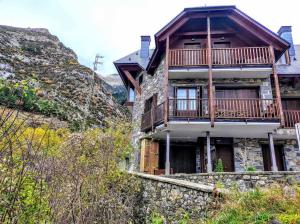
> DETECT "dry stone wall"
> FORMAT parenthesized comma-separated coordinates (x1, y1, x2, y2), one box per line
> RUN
(167, 171, 300, 192)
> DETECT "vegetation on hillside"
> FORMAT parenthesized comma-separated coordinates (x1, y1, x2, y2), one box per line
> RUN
(0, 109, 140, 223)
(0, 79, 66, 120)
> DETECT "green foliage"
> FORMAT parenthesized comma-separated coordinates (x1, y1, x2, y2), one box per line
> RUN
(0, 112, 137, 223)
(215, 159, 224, 172)
(150, 212, 165, 224)
(246, 166, 257, 172)
(205, 186, 300, 224)
(0, 79, 66, 119)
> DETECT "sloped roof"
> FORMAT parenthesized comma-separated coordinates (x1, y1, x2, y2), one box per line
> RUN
(277, 45, 300, 75)
(114, 49, 154, 69)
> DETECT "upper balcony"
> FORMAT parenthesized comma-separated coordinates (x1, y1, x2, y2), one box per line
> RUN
(169, 46, 272, 67)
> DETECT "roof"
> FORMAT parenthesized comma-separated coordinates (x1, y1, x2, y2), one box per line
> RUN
(114, 49, 154, 70)
(146, 5, 290, 73)
(277, 45, 300, 75)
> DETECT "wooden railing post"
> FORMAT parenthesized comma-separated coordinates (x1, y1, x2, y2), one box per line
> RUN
(164, 36, 170, 126)
(269, 45, 285, 127)
(207, 16, 214, 127)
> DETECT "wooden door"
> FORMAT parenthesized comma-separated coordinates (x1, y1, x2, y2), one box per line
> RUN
(282, 98, 300, 110)
(215, 144, 234, 172)
(215, 88, 259, 118)
(213, 42, 231, 64)
(262, 145, 286, 171)
(171, 145, 196, 174)
(140, 139, 159, 174)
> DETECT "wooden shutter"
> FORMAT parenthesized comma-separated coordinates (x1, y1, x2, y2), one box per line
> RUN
(140, 139, 159, 174)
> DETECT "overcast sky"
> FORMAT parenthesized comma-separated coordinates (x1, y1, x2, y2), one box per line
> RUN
(0, 0, 299, 76)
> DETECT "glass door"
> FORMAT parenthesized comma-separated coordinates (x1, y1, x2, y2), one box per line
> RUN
(176, 88, 197, 117)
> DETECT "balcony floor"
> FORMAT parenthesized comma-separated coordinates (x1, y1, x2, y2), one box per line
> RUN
(150, 120, 280, 140)
(168, 67, 272, 79)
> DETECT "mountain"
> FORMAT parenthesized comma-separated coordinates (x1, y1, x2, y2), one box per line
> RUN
(0, 25, 128, 128)
(101, 73, 127, 104)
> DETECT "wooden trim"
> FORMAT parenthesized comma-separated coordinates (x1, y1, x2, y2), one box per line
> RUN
(269, 45, 285, 126)
(207, 16, 214, 127)
(159, 17, 189, 42)
(164, 36, 170, 125)
(123, 70, 141, 95)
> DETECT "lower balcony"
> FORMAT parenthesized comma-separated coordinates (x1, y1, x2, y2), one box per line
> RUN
(283, 110, 300, 128)
(141, 98, 280, 132)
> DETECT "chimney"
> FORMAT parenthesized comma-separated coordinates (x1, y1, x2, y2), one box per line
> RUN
(278, 26, 296, 58)
(140, 36, 151, 59)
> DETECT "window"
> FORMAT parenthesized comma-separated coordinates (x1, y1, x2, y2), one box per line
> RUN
(176, 88, 197, 110)
(144, 94, 157, 113)
(128, 88, 135, 102)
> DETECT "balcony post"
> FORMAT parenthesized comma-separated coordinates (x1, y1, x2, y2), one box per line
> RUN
(164, 36, 170, 126)
(206, 131, 212, 173)
(207, 16, 214, 127)
(165, 131, 171, 175)
(269, 45, 284, 126)
(268, 132, 278, 171)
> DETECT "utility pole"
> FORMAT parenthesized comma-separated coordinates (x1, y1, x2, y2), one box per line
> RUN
(84, 54, 104, 129)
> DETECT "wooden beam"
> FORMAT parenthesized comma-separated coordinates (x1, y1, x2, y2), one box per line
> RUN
(207, 16, 214, 127)
(175, 30, 235, 37)
(269, 45, 285, 126)
(163, 36, 170, 125)
(228, 15, 272, 47)
(159, 17, 189, 42)
(123, 70, 141, 95)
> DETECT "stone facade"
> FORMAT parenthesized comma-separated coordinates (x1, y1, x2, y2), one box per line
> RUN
(130, 58, 165, 171)
(134, 173, 218, 223)
(167, 171, 300, 191)
(284, 139, 300, 171)
(233, 138, 264, 172)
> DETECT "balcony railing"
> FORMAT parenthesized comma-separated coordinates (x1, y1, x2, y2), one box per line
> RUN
(283, 110, 300, 128)
(169, 46, 272, 67)
(141, 98, 280, 132)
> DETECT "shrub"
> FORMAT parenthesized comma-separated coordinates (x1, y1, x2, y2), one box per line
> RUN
(215, 159, 224, 172)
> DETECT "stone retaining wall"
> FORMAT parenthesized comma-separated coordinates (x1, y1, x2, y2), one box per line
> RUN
(166, 171, 300, 191)
(134, 172, 221, 223)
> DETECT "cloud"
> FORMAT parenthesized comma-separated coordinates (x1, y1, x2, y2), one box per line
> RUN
(0, 0, 299, 75)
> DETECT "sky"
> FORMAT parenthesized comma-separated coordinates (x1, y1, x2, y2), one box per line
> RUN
(0, 0, 299, 76)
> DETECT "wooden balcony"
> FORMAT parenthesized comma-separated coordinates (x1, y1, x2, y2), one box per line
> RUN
(141, 98, 280, 132)
(169, 46, 272, 68)
(283, 110, 300, 128)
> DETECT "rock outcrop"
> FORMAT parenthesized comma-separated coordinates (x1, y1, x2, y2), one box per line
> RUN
(101, 73, 127, 104)
(0, 25, 128, 127)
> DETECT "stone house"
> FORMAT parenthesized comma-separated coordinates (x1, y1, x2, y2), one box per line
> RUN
(114, 6, 300, 175)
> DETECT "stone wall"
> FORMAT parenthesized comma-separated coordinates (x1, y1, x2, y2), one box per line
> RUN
(130, 58, 165, 171)
(167, 171, 300, 191)
(134, 172, 220, 223)
(284, 139, 300, 171)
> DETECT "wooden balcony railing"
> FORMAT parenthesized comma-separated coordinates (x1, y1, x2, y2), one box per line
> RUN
(141, 102, 165, 132)
(141, 98, 280, 132)
(283, 110, 300, 128)
(169, 49, 208, 67)
(212, 47, 272, 65)
(168, 46, 272, 67)
(214, 98, 279, 119)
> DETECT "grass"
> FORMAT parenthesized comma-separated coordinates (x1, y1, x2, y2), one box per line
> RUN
(205, 185, 300, 224)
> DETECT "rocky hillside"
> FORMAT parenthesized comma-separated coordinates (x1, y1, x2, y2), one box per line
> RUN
(0, 25, 128, 128)
(101, 73, 127, 104)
